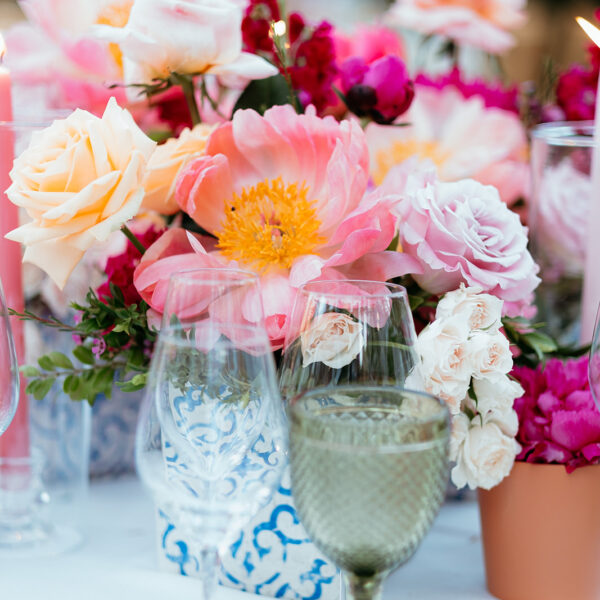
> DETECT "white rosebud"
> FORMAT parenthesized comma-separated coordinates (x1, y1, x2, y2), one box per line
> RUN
(301, 313, 365, 369)
(451, 421, 520, 490)
(469, 330, 513, 378)
(436, 285, 503, 332)
(417, 316, 472, 414)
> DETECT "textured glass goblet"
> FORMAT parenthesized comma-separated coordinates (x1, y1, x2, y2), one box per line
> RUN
(589, 304, 600, 410)
(279, 280, 423, 402)
(136, 269, 287, 600)
(289, 385, 449, 600)
(0, 277, 18, 437)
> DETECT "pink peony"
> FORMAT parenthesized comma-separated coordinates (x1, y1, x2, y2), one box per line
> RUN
(134, 105, 419, 347)
(340, 55, 414, 124)
(389, 162, 540, 317)
(385, 0, 526, 54)
(512, 356, 600, 472)
(366, 84, 530, 208)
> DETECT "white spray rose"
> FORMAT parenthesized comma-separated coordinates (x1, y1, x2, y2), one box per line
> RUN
(451, 421, 520, 490)
(301, 313, 365, 369)
(436, 285, 503, 332)
(469, 330, 513, 377)
(417, 317, 472, 414)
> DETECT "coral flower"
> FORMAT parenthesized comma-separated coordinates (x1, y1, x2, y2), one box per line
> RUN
(366, 84, 529, 207)
(385, 0, 526, 54)
(134, 105, 419, 347)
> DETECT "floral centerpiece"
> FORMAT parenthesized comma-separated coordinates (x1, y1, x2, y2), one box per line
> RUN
(4, 0, 595, 598)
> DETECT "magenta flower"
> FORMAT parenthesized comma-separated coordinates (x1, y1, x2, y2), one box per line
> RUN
(512, 356, 600, 472)
(340, 55, 414, 124)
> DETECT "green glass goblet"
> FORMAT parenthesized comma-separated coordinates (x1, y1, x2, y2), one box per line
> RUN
(288, 385, 450, 600)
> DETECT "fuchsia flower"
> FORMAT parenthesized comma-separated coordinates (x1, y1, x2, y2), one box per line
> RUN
(340, 56, 414, 124)
(334, 25, 405, 66)
(415, 68, 519, 114)
(513, 357, 600, 472)
(556, 65, 598, 121)
(134, 105, 419, 347)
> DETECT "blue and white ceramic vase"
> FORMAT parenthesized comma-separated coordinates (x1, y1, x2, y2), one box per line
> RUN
(157, 467, 340, 600)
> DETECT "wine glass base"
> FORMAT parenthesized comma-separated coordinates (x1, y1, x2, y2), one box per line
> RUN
(0, 520, 83, 558)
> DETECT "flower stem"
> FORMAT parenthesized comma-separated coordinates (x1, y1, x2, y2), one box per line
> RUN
(173, 73, 201, 126)
(121, 225, 147, 255)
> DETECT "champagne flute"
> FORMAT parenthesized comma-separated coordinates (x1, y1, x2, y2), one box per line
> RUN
(288, 385, 449, 600)
(135, 269, 287, 600)
(0, 277, 18, 436)
(589, 303, 600, 409)
(280, 280, 423, 401)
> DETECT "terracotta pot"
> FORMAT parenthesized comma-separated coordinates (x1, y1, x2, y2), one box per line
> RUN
(479, 462, 600, 600)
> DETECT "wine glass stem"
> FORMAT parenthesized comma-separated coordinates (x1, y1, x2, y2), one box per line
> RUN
(343, 572, 384, 600)
(197, 546, 219, 600)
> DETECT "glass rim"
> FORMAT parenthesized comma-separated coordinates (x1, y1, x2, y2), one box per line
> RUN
(531, 120, 595, 147)
(156, 320, 272, 346)
(297, 279, 408, 299)
(289, 384, 449, 435)
(167, 267, 259, 285)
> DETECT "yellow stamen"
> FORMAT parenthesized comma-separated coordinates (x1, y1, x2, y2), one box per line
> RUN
(96, 1, 133, 71)
(217, 178, 325, 272)
(373, 139, 449, 186)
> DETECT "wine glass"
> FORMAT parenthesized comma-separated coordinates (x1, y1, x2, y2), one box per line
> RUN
(136, 269, 287, 600)
(279, 280, 423, 402)
(288, 384, 450, 600)
(589, 303, 600, 409)
(0, 277, 18, 436)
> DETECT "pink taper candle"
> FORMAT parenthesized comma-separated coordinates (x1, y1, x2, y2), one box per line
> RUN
(0, 34, 29, 457)
(579, 17, 600, 343)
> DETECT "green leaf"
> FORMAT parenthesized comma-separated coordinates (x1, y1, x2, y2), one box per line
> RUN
(49, 351, 74, 370)
(233, 74, 291, 115)
(21, 365, 40, 378)
(38, 355, 55, 371)
(63, 375, 79, 395)
(73, 346, 95, 365)
(409, 295, 425, 311)
(29, 378, 55, 400)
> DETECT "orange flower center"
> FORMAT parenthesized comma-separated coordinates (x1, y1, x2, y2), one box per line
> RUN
(373, 139, 449, 186)
(216, 178, 325, 272)
(96, 1, 133, 71)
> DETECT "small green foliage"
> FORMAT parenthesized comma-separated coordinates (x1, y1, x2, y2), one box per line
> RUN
(233, 74, 295, 115)
(13, 286, 156, 405)
(502, 316, 564, 367)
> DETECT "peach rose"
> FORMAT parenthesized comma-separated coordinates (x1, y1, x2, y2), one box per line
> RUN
(142, 124, 215, 215)
(6, 97, 155, 288)
(301, 312, 365, 369)
(469, 330, 512, 377)
(436, 285, 503, 332)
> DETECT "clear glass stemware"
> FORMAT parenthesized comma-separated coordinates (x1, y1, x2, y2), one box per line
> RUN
(279, 280, 423, 402)
(0, 277, 18, 437)
(288, 385, 450, 600)
(136, 269, 287, 600)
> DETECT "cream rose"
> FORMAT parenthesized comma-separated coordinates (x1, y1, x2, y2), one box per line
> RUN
(301, 312, 365, 369)
(142, 124, 214, 215)
(473, 375, 523, 414)
(417, 317, 472, 414)
(469, 330, 513, 378)
(449, 412, 469, 463)
(451, 421, 520, 490)
(436, 285, 503, 332)
(6, 97, 156, 288)
(95, 0, 278, 85)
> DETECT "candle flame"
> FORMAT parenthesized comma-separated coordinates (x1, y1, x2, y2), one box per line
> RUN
(0, 34, 5, 61)
(577, 16, 600, 48)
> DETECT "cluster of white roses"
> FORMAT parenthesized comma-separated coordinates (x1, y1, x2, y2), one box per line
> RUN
(416, 285, 523, 490)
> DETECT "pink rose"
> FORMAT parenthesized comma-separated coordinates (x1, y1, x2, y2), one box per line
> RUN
(392, 164, 540, 316)
(340, 55, 414, 124)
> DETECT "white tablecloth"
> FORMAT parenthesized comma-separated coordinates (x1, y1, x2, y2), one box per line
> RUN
(1, 477, 494, 600)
